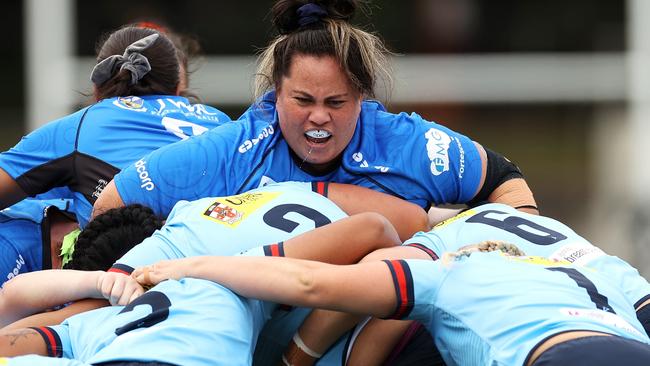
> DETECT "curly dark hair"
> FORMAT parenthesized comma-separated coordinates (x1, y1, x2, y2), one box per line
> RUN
(63, 204, 163, 271)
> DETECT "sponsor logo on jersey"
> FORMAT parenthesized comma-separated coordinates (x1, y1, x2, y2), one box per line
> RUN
(550, 242, 606, 266)
(156, 98, 220, 117)
(92, 179, 108, 200)
(114, 96, 147, 112)
(238, 125, 275, 153)
(351, 151, 389, 172)
(433, 209, 476, 229)
(507, 255, 570, 266)
(454, 137, 465, 179)
(204, 203, 243, 225)
(134, 159, 155, 191)
(6, 254, 25, 281)
(560, 308, 644, 337)
(424, 128, 451, 176)
(202, 191, 281, 227)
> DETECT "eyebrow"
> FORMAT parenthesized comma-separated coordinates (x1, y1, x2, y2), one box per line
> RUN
(292, 90, 349, 99)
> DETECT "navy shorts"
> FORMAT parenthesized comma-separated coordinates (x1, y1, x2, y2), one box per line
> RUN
(94, 362, 177, 366)
(531, 335, 650, 366)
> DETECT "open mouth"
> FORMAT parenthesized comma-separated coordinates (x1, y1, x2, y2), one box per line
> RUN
(305, 129, 332, 144)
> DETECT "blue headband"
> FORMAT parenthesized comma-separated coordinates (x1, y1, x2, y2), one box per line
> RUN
(297, 3, 328, 28)
(90, 33, 159, 86)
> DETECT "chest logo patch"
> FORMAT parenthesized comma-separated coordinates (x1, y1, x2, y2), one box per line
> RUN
(202, 191, 281, 227)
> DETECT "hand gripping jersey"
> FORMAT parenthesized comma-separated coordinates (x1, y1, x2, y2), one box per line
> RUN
(0, 198, 73, 285)
(404, 203, 650, 310)
(383, 253, 650, 366)
(23, 278, 264, 366)
(114, 92, 482, 218)
(0, 95, 230, 226)
(110, 181, 346, 274)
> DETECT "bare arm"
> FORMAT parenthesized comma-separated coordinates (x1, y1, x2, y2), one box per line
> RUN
(325, 183, 429, 240)
(0, 328, 47, 357)
(0, 168, 27, 209)
(1, 299, 109, 331)
(0, 270, 142, 327)
(284, 246, 432, 366)
(91, 179, 125, 219)
(135, 255, 398, 318)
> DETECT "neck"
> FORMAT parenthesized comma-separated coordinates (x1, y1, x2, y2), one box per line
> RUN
(290, 149, 342, 176)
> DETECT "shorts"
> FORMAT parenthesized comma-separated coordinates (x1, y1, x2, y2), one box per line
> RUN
(531, 335, 650, 366)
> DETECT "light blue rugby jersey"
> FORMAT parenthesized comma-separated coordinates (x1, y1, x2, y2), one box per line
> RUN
(110, 181, 346, 275)
(109, 181, 348, 365)
(403, 203, 650, 308)
(384, 253, 650, 366)
(0, 95, 229, 227)
(0, 198, 73, 285)
(31, 278, 263, 366)
(114, 91, 482, 218)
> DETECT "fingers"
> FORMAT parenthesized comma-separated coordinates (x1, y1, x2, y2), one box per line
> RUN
(97, 272, 145, 306)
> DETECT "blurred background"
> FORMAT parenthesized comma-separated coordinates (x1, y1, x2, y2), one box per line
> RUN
(3, 0, 650, 276)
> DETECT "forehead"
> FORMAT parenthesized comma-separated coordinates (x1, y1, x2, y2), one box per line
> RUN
(282, 54, 353, 93)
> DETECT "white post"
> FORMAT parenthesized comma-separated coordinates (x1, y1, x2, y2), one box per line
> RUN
(24, 0, 74, 131)
(625, 0, 650, 276)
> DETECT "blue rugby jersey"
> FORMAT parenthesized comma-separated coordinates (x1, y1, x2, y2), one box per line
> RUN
(115, 92, 481, 218)
(0, 198, 73, 285)
(0, 95, 229, 226)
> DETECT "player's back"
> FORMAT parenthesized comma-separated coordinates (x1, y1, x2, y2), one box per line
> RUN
(112, 181, 347, 271)
(399, 253, 649, 365)
(404, 203, 650, 306)
(0, 95, 229, 227)
(45, 278, 259, 366)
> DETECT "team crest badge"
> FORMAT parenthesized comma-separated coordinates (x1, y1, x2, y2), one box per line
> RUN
(114, 96, 147, 112)
(204, 202, 243, 225)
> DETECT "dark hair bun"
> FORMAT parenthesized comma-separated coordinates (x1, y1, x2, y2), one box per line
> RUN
(272, 0, 360, 34)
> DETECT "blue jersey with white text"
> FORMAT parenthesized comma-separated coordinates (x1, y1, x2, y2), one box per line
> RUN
(0, 95, 229, 226)
(114, 92, 481, 218)
(39, 278, 264, 366)
(384, 253, 650, 366)
(0, 198, 72, 285)
(403, 203, 650, 309)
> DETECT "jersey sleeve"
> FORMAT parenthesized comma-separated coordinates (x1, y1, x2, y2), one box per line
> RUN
(0, 111, 83, 196)
(113, 124, 241, 217)
(382, 259, 441, 323)
(29, 325, 72, 359)
(403, 113, 482, 204)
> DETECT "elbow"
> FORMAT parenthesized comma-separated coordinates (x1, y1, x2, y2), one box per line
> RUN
(359, 212, 401, 250)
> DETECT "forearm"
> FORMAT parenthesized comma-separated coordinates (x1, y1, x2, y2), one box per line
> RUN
(186, 256, 324, 307)
(326, 183, 429, 240)
(0, 270, 101, 326)
(283, 212, 401, 264)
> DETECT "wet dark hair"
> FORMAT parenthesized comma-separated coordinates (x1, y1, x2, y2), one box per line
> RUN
(63, 204, 163, 271)
(92, 26, 181, 101)
(256, 0, 392, 99)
